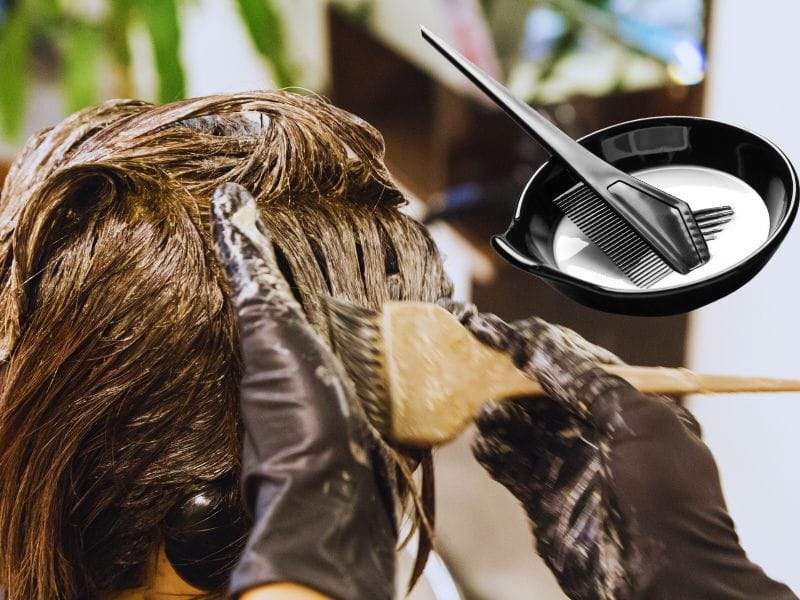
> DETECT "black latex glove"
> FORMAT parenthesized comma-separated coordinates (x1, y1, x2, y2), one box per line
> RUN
(212, 183, 396, 600)
(440, 301, 796, 600)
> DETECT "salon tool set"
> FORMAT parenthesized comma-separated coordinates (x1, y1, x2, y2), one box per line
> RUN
(325, 298, 800, 447)
(422, 26, 731, 288)
(421, 27, 797, 315)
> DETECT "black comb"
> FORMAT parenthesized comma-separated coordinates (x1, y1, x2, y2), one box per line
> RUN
(555, 184, 734, 287)
(421, 26, 735, 286)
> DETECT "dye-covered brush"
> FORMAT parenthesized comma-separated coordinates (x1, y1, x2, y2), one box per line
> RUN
(325, 298, 800, 447)
(421, 26, 733, 288)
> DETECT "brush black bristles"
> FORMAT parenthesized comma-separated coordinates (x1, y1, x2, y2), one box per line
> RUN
(323, 296, 392, 437)
(554, 183, 734, 288)
(692, 206, 735, 241)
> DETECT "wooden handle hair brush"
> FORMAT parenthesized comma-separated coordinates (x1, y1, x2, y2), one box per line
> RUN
(325, 299, 800, 447)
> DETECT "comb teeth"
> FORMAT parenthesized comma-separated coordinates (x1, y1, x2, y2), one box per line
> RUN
(554, 184, 672, 287)
(554, 184, 734, 288)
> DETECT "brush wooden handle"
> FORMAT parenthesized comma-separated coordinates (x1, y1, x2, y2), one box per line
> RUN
(385, 303, 800, 447)
(488, 359, 800, 396)
(606, 365, 800, 394)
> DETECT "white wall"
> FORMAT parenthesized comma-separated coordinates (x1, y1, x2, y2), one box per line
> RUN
(179, 0, 329, 97)
(688, 1, 800, 592)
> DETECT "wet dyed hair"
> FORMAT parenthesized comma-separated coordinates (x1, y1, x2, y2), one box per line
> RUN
(0, 91, 451, 599)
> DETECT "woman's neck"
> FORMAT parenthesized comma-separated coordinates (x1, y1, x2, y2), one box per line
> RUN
(103, 548, 205, 600)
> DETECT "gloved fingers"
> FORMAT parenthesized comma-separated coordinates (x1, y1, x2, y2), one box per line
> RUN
(470, 394, 635, 599)
(435, 299, 521, 354)
(211, 182, 370, 460)
(474, 395, 583, 443)
(470, 395, 599, 511)
(610, 394, 704, 443)
(549, 323, 625, 366)
(658, 396, 703, 438)
(435, 298, 473, 322)
(505, 318, 639, 421)
(472, 401, 538, 497)
(473, 397, 539, 446)
(518, 325, 691, 438)
(505, 316, 623, 366)
(211, 182, 302, 317)
(502, 319, 700, 442)
(211, 192, 399, 599)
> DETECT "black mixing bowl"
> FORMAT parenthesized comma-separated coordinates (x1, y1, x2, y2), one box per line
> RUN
(492, 116, 798, 315)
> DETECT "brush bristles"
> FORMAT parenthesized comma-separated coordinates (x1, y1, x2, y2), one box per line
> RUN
(692, 206, 735, 241)
(323, 296, 392, 437)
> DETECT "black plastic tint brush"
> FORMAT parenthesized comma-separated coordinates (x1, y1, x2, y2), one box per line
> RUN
(421, 26, 733, 288)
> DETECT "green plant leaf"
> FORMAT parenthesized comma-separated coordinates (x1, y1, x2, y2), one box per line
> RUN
(537, 25, 579, 84)
(235, 0, 296, 88)
(0, 8, 31, 139)
(62, 23, 101, 113)
(136, 0, 186, 103)
(106, 0, 134, 97)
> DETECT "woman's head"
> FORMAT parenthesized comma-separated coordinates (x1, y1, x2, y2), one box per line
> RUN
(0, 92, 450, 599)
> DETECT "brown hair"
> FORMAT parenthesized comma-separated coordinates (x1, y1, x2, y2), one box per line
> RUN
(0, 92, 450, 599)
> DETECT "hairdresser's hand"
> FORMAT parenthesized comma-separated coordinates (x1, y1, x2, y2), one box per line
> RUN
(212, 183, 396, 600)
(439, 301, 796, 600)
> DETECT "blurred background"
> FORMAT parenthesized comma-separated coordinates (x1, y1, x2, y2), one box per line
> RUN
(0, 0, 797, 598)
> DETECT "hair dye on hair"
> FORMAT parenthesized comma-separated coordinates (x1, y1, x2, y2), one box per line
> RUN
(0, 91, 450, 599)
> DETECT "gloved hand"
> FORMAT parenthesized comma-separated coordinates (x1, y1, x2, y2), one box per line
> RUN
(211, 183, 396, 600)
(440, 301, 797, 600)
